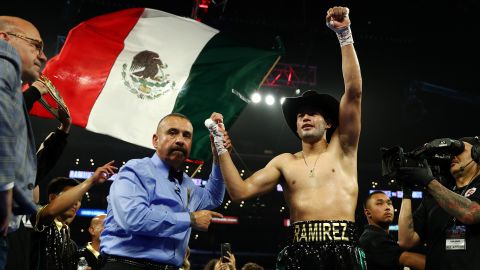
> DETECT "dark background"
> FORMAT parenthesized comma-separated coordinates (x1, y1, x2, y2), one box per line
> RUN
(2, 0, 479, 268)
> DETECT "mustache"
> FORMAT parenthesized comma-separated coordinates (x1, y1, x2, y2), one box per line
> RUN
(169, 146, 187, 155)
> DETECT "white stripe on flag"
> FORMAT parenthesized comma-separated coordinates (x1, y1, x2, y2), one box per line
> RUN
(86, 9, 219, 148)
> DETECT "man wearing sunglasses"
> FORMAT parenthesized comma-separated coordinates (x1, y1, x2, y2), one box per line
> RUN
(0, 16, 47, 270)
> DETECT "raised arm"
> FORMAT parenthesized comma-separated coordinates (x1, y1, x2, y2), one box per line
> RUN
(208, 112, 282, 202)
(427, 180, 480, 224)
(38, 161, 116, 225)
(398, 164, 480, 225)
(398, 196, 422, 249)
(191, 164, 225, 211)
(35, 108, 71, 187)
(326, 7, 362, 153)
(219, 155, 283, 202)
(23, 85, 42, 112)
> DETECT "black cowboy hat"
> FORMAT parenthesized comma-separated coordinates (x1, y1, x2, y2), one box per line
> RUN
(281, 90, 339, 142)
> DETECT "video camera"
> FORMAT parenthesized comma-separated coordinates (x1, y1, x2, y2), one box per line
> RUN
(381, 138, 465, 181)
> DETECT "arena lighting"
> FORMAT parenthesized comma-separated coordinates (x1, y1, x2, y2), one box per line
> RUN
(369, 189, 423, 199)
(251, 92, 262, 103)
(77, 208, 107, 217)
(69, 170, 117, 181)
(69, 171, 208, 183)
(191, 178, 208, 186)
(265, 94, 275, 105)
(389, 225, 398, 231)
(198, 0, 210, 9)
(69, 159, 202, 180)
(69, 170, 93, 179)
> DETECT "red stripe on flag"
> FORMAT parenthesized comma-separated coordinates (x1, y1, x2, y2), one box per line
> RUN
(30, 8, 145, 127)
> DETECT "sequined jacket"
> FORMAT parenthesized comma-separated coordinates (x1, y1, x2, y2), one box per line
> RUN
(33, 217, 78, 270)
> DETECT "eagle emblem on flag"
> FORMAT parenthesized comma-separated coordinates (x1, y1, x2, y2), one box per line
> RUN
(121, 50, 177, 100)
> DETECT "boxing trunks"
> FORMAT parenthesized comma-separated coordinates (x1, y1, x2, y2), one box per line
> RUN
(277, 220, 367, 270)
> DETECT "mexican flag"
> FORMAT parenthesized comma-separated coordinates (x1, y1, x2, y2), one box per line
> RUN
(31, 8, 281, 160)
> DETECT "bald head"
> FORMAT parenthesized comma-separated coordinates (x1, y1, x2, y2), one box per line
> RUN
(89, 214, 106, 241)
(90, 214, 106, 229)
(0, 16, 35, 32)
(0, 16, 46, 84)
(156, 113, 191, 132)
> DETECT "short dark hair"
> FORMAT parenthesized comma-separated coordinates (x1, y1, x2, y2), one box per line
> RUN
(46, 177, 80, 195)
(296, 105, 331, 125)
(157, 113, 190, 129)
(363, 191, 387, 209)
(241, 262, 264, 270)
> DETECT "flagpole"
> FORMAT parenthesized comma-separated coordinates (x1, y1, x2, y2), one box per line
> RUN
(191, 0, 199, 20)
(190, 163, 203, 178)
(229, 55, 282, 176)
(257, 56, 281, 88)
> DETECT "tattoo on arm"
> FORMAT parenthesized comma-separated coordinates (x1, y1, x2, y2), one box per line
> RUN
(428, 180, 480, 224)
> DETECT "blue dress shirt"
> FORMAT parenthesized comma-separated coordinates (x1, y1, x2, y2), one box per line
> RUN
(100, 153, 225, 266)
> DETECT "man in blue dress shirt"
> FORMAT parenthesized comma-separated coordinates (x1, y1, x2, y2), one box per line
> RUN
(101, 113, 229, 270)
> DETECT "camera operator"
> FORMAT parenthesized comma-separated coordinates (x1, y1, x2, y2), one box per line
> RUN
(398, 136, 480, 270)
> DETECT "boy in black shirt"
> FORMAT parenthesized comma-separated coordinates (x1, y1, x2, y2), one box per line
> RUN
(360, 191, 425, 270)
(33, 162, 116, 270)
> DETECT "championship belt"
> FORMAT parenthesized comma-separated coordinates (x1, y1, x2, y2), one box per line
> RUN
(37, 74, 70, 120)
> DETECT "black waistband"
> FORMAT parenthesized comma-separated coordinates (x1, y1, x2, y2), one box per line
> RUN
(104, 254, 179, 270)
(290, 220, 357, 244)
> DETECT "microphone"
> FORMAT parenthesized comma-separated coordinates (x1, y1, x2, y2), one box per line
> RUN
(460, 159, 474, 172)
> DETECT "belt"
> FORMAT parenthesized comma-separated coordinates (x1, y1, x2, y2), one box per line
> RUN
(105, 255, 179, 270)
(291, 220, 357, 244)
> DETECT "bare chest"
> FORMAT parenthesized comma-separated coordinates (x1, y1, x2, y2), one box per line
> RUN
(279, 156, 358, 221)
(281, 157, 355, 191)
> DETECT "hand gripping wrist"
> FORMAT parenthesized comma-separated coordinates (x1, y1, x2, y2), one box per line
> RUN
(205, 119, 227, 155)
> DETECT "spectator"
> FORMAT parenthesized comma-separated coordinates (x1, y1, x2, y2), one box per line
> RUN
(79, 214, 106, 270)
(241, 262, 264, 270)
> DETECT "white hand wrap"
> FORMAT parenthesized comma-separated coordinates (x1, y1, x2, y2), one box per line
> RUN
(327, 22, 354, 47)
(204, 119, 227, 156)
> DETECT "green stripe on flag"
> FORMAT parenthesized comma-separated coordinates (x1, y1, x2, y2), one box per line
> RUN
(173, 33, 282, 160)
